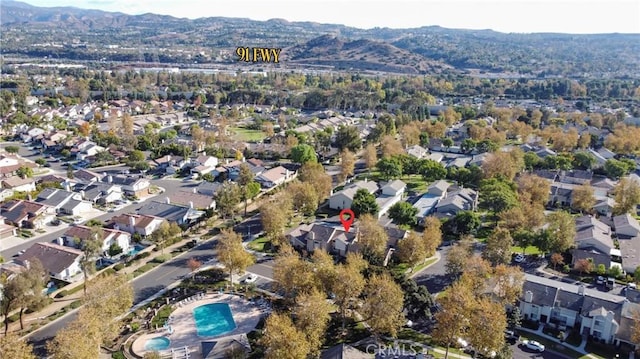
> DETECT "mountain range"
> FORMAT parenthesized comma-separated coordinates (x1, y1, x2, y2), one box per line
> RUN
(1, 0, 639, 77)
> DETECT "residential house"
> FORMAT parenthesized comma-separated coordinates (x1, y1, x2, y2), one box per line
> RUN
(169, 189, 216, 210)
(613, 214, 640, 273)
(1, 176, 36, 192)
(320, 343, 371, 359)
(287, 222, 358, 257)
(520, 274, 640, 347)
(406, 145, 428, 159)
(0, 153, 37, 179)
(593, 197, 616, 217)
(106, 175, 150, 198)
(152, 155, 187, 175)
(0, 200, 56, 229)
(109, 213, 165, 237)
(75, 140, 105, 161)
(137, 199, 204, 225)
(190, 155, 219, 177)
(375, 180, 406, 219)
(572, 215, 616, 270)
(15, 242, 83, 282)
(434, 187, 478, 217)
(196, 181, 222, 197)
(329, 180, 379, 210)
(256, 166, 295, 189)
(535, 148, 557, 158)
(0, 222, 17, 240)
(560, 170, 594, 185)
(78, 181, 123, 204)
(63, 225, 132, 255)
(36, 188, 92, 216)
(413, 180, 450, 225)
(73, 169, 104, 184)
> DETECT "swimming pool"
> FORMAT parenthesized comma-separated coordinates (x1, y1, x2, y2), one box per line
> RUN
(192, 303, 237, 337)
(129, 244, 145, 256)
(144, 336, 170, 351)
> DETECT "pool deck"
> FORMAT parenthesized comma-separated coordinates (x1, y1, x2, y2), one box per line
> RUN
(132, 293, 266, 358)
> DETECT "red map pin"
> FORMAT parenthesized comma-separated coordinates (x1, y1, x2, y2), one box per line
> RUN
(339, 208, 355, 232)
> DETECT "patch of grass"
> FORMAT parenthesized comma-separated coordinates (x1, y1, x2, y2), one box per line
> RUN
(247, 236, 271, 252)
(403, 175, 428, 193)
(151, 305, 175, 327)
(511, 245, 542, 255)
(397, 328, 430, 344)
(519, 332, 586, 358)
(229, 127, 266, 142)
(584, 339, 630, 359)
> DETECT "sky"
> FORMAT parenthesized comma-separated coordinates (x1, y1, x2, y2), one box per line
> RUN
(17, 0, 640, 34)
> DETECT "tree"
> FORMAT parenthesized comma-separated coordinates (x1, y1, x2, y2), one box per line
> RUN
(516, 174, 550, 206)
(480, 178, 518, 215)
(571, 184, 596, 214)
(605, 159, 634, 179)
(298, 162, 332, 204)
(261, 195, 293, 244)
(78, 234, 103, 296)
(444, 210, 481, 235)
(396, 231, 427, 267)
(445, 239, 473, 277)
(290, 144, 317, 164)
(574, 258, 594, 276)
(573, 151, 596, 170)
(420, 159, 447, 182)
(15, 166, 33, 179)
(294, 290, 333, 356)
(0, 331, 36, 359)
(187, 257, 202, 279)
(481, 149, 524, 181)
(432, 280, 474, 359)
(466, 297, 508, 358)
(217, 229, 255, 287)
(14, 259, 48, 330)
(216, 181, 242, 219)
(351, 188, 379, 217)
(377, 156, 403, 180)
(550, 253, 564, 270)
(492, 264, 525, 305)
(361, 274, 405, 338)
(47, 310, 102, 359)
(273, 250, 318, 301)
(400, 278, 434, 321)
(237, 163, 255, 216)
(363, 143, 378, 172)
(335, 125, 361, 152)
(544, 211, 576, 254)
(289, 181, 318, 216)
(482, 227, 514, 266)
(356, 214, 387, 262)
(332, 255, 366, 329)
(388, 201, 418, 226)
(151, 220, 171, 253)
(613, 177, 640, 216)
(338, 149, 355, 183)
(422, 216, 443, 256)
(260, 312, 310, 359)
(381, 135, 404, 158)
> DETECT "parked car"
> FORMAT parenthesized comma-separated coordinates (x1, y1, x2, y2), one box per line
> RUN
(606, 277, 616, 290)
(243, 274, 257, 283)
(513, 253, 525, 263)
(522, 340, 545, 352)
(504, 330, 518, 344)
(596, 276, 605, 285)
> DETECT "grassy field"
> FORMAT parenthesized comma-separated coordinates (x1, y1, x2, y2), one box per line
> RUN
(247, 236, 271, 252)
(229, 127, 266, 142)
(511, 245, 542, 255)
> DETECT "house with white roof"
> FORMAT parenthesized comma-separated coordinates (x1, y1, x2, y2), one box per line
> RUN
(328, 180, 379, 210)
(375, 180, 406, 219)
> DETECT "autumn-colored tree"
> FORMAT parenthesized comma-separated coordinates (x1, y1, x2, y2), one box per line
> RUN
(338, 149, 356, 183)
(273, 251, 318, 302)
(288, 180, 318, 216)
(445, 239, 473, 277)
(47, 310, 102, 359)
(311, 250, 337, 295)
(332, 255, 366, 329)
(545, 211, 576, 254)
(237, 163, 255, 216)
(575, 258, 594, 276)
(499, 205, 526, 233)
(14, 258, 48, 330)
(361, 274, 405, 339)
(466, 297, 508, 358)
(0, 331, 36, 359)
(381, 135, 404, 158)
(422, 216, 443, 257)
(492, 264, 525, 305)
(613, 177, 640, 216)
(400, 122, 421, 147)
(261, 195, 293, 245)
(396, 231, 427, 267)
(363, 143, 378, 172)
(571, 184, 596, 214)
(356, 214, 388, 263)
(550, 253, 564, 270)
(517, 174, 550, 205)
(217, 229, 255, 287)
(260, 312, 310, 359)
(216, 181, 242, 219)
(187, 257, 202, 279)
(298, 162, 332, 204)
(150, 220, 171, 253)
(78, 121, 91, 137)
(432, 280, 474, 359)
(481, 149, 524, 181)
(262, 122, 275, 137)
(482, 227, 514, 266)
(294, 290, 333, 356)
(78, 233, 103, 296)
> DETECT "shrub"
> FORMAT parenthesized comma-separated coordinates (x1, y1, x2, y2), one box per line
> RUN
(133, 252, 151, 261)
(55, 290, 68, 298)
(69, 300, 82, 309)
(114, 264, 124, 271)
(102, 268, 116, 276)
(112, 351, 126, 359)
(130, 322, 140, 332)
(153, 254, 172, 263)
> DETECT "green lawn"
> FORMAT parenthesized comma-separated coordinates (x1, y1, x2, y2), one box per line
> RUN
(511, 245, 542, 255)
(518, 331, 609, 359)
(247, 236, 271, 252)
(229, 127, 266, 142)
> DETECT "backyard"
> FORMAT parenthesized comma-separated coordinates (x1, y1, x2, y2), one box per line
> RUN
(229, 127, 266, 142)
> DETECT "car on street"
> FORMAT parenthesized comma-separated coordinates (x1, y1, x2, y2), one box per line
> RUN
(522, 339, 545, 352)
(513, 253, 525, 263)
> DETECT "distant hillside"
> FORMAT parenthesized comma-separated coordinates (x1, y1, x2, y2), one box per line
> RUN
(1, 0, 639, 77)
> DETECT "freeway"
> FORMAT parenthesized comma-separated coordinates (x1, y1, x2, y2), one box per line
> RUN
(27, 237, 219, 356)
